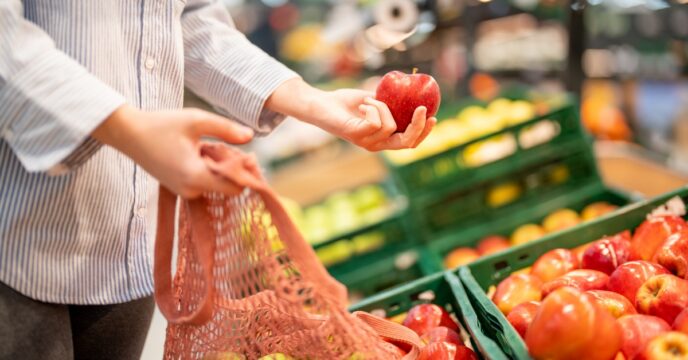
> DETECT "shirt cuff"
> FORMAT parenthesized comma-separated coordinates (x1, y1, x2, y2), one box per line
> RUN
(0, 52, 125, 172)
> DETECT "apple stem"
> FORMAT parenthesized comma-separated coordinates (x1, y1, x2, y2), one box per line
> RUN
(412, 67, 418, 74)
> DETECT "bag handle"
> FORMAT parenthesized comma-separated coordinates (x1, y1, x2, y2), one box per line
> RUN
(153, 186, 216, 325)
(352, 311, 423, 359)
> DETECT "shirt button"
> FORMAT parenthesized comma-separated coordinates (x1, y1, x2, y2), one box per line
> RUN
(136, 206, 146, 218)
(144, 57, 156, 70)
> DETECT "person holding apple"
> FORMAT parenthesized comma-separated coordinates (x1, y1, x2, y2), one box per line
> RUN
(0, 1, 438, 359)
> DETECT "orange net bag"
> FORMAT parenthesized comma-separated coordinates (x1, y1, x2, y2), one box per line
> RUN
(154, 144, 422, 360)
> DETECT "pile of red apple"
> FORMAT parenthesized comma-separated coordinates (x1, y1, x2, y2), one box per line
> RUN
(385, 303, 478, 359)
(490, 211, 688, 360)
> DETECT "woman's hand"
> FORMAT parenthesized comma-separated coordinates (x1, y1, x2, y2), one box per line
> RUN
(266, 78, 436, 151)
(92, 105, 254, 198)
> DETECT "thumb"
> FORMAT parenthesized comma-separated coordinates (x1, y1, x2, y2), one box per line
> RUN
(189, 109, 254, 144)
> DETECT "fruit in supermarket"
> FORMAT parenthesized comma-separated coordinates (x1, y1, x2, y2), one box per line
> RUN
(510, 224, 546, 246)
(258, 354, 293, 360)
(530, 248, 579, 283)
(541, 269, 609, 297)
(507, 100, 537, 125)
(631, 215, 687, 261)
(608, 261, 670, 303)
(476, 235, 510, 256)
(486, 182, 522, 208)
(525, 287, 622, 360)
(444, 247, 480, 269)
(542, 208, 581, 233)
(402, 304, 459, 336)
(492, 274, 543, 315)
(636, 274, 688, 324)
(653, 229, 688, 279)
(581, 236, 634, 275)
(582, 202, 618, 221)
(421, 326, 463, 347)
(585, 290, 637, 318)
(417, 341, 477, 360)
(375, 70, 441, 132)
(203, 352, 246, 360)
(573, 242, 592, 263)
(674, 308, 688, 334)
(352, 185, 388, 214)
(636, 332, 688, 360)
(617, 314, 671, 360)
(506, 301, 540, 339)
(380, 341, 408, 357)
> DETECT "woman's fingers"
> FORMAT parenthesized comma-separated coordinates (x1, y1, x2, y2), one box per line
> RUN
(399, 106, 427, 147)
(187, 108, 254, 144)
(414, 117, 437, 148)
(363, 97, 397, 137)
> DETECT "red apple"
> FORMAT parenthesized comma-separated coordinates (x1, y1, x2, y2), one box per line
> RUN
(653, 228, 688, 279)
(402, 304, 459, 336)
(421, 326, 462, 347)
(636, 332, 688, 360)
(380, 341, 408, 357)
(631, 215, 687, 261)
(636, 274, 688, 324)
(506, 301, 540, 339)
(526, 287, 622, 360)
(476, 235, 510, 256)
(608, 261, 670, 303)
(617, 314, 671, 360)
(444, 248, 480, 269)
(674, 308, 688, 335)
(585, 290, 637, 319)
(541, 269, 609, 298)
(530, 248, 579, 283)
(375, 70, 441, 132)
(581, 236, 634, 275)
(574, 243, 593, 264)
(417, 342, 477, 360)
(492, 274, 543, 315)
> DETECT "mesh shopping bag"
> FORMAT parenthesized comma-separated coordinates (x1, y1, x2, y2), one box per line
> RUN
(154, 143, 422, 360)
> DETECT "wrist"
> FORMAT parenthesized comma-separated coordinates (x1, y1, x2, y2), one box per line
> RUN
(265, 78, 324, 125)
(92, 104, 140, 150)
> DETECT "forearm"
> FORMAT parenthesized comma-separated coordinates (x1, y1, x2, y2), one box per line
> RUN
(264, 78, 323, 124)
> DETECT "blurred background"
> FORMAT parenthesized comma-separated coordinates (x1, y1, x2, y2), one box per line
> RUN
(145, 1, 688, 357)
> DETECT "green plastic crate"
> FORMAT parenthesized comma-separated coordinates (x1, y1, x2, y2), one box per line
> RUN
(458, 186, 688, 360)
(332, 246, 437, 303)
(385, 103, 585, 200)
(350, 272, 508, 360)
(420, 182, 637, 273)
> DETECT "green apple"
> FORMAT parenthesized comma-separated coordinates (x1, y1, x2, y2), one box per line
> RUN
(352, 232, 385, 253)
(352, 185, 387, 214)
(315, 241, 353, 266)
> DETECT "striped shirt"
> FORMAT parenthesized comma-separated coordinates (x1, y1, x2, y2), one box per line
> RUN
(0, 0, 298, 304)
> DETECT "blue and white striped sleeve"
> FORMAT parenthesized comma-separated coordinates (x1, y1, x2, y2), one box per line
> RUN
(181, 0, 300, 135)
(0, 1, 125, 173)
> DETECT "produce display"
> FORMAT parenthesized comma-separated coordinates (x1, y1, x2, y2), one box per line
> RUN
(486, 201, 688, 360)
(389, 303, 479, 360)
(384, 98, 545, 166)
(443, 201, 618, 269)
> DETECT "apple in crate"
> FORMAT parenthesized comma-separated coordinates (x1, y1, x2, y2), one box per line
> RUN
(584, 290, 637, 319)
(636, 332, 688, 360)
(674, 308, 688, 335)
(631, 215, 687, 261)
(445, 247, 480, 269)
(617, 314, 671, 360)
(506, 301, 540, 339)
(476, 235, 510, 256)
(525, 287, 622, 360)
(530, 248, 579, 283)
(417, 342, 477, 360)
(636, 274, 688, 324)
(542, 208, 581, 233)
(608, 260, 670, 303)
(421, 326, 463, 347)
(402, 304, 459, 336)
(581, 236, 634, 275)
(581, 201, 618, 221)
(510, 224, 546, 246)
(541, 269, 609, 297)
(492, 273, 543, 315)
(653, 228, 688, 279)
(375, 69, 440, 133)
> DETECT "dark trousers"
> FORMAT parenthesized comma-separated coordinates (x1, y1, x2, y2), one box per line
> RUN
(0, 282, 155, 360)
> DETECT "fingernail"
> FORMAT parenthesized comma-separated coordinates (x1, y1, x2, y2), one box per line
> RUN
(243, 128, 254, 137)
